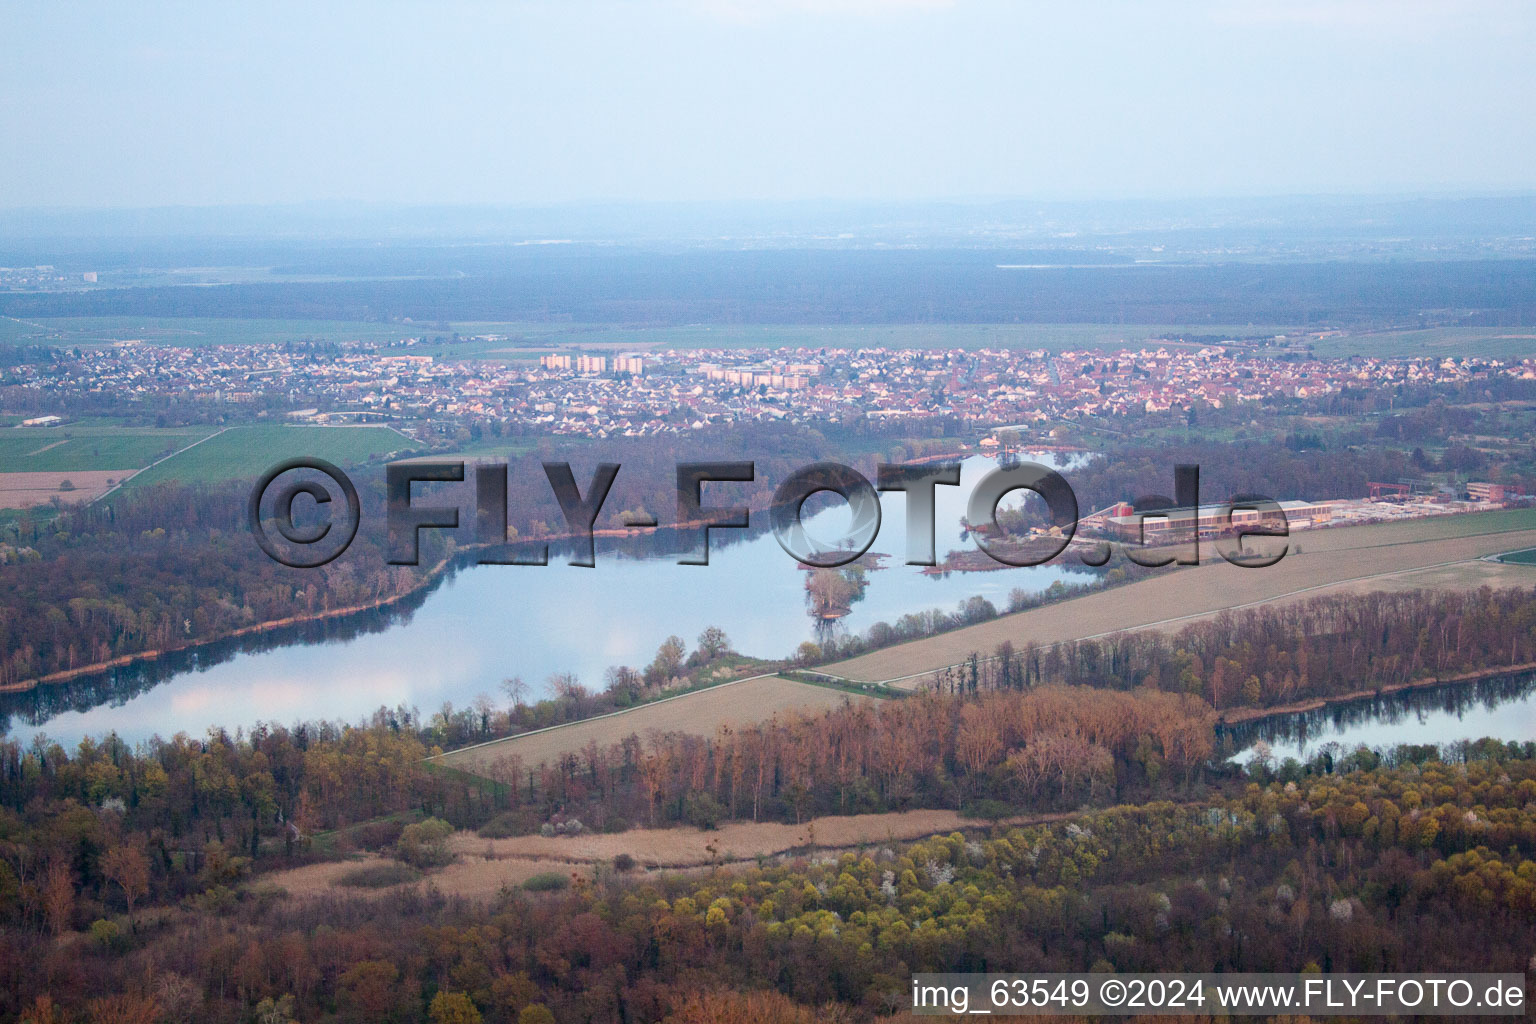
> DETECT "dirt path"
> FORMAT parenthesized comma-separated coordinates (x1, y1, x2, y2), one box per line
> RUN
(437, 675, 873, 774)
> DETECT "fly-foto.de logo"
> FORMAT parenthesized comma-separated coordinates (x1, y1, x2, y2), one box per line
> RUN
(247, 458, 1289, 571)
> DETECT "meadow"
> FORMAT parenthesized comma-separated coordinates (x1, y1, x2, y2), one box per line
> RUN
(0, 316, 431, 348)
(124, 423, 417, 486)
(1308, 326, 1536, 360)
(0, 425, 212, 473)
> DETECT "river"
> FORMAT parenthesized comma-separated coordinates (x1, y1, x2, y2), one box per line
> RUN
(1225, 671, 1536, 764)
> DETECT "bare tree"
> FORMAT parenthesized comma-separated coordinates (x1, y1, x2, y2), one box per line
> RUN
(102, 844, 150, 932)
(471, 693, 496, 734)
(500, 675, 529, 709)
(42, 861, 73, 936)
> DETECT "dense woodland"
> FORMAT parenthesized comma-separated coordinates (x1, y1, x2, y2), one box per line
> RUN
(6, 733, 1536, 1021)
(0, 480, 439, 689)
(6, 372, 1536, 1018)
(8, 250, 1536, 326)
(3, 586, 1536, 1019)
(938, 587, 1536, 710)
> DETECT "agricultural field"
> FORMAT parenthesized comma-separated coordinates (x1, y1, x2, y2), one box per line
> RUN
(1, 316, 1312, 361)
(1307, 326, 1536, 360)
(125, 423, 417, 487)
(437, 675, 872, 776)
(1499, 547, 1536, 565)
(0, 425, 210, 473)
(445, 321, 1299, 354)
(0, 425, 216, 508)
(0, 316, 429, 349)
(824, 508, 1536, 687)
(0, 470, 130, 509)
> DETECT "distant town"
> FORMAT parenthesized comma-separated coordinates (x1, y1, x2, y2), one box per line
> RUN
(6, 333, 1533, 444)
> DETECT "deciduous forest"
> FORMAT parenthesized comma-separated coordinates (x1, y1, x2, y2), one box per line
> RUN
(3, 586, 1535, 1021)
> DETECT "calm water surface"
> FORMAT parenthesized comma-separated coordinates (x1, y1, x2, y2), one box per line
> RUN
(1230, 672, 1536, 763)
(6, 454, 1085, 745)
(17, 450, 1535, 756)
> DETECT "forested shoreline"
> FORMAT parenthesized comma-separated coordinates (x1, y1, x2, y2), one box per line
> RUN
(0, 422, 892, 692)
(4, 588, 1536, 1020)
(7, 724, 1536, 1021)
(939, 587, 1536, 710)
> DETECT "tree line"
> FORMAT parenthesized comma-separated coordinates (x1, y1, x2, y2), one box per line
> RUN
(945, 586, 1536, 711)
(9, 740, 1536, 1022)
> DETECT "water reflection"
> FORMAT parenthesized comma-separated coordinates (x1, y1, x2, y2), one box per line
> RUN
(4, 454, 1087, 745)
(1223, 671, 1536, 762)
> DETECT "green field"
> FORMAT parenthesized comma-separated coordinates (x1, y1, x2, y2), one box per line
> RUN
(0, 317, 432, 349)
(2, 317, 1305, 358)
(10, 317, 1534, 362)
(1308, 327, 1536, 360)
(1499, 547, 1536, 564)
(125, 425, 419, 487)
(446, 321, 1300, 355)
(1347, 507, 1536, 542)
(0, 426, 214, 472)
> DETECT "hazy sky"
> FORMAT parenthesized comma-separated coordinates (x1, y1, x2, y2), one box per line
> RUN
(4, 0, 1534, 208)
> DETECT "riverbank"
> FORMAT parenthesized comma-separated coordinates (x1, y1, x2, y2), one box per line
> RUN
(0, 554, 457, 694)
(1215, 659, 1536, 728)
(2, 448, 1078, 699)
(0, 504, 808, 696)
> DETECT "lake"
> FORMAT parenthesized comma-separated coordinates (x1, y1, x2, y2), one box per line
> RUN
(3, 454, 1090, 745)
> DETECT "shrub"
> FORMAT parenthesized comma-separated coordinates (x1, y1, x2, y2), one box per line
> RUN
(683, 792, 726, 830)
(537, 816, 587, 838)
(429, 990, 483, 1024)
(336, 862, 422, 888)
(478, 811, 538, 838)
(961, 799, 1015, 821)
(396, 817, 455, 869)
(612, 853, 637, 873)
(89, 918, 125, 950)
(350, 819, 406, 851)
(521, 872, 570, 892)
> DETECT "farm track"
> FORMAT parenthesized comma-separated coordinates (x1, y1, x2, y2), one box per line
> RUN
(436, 674, 873, 775)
